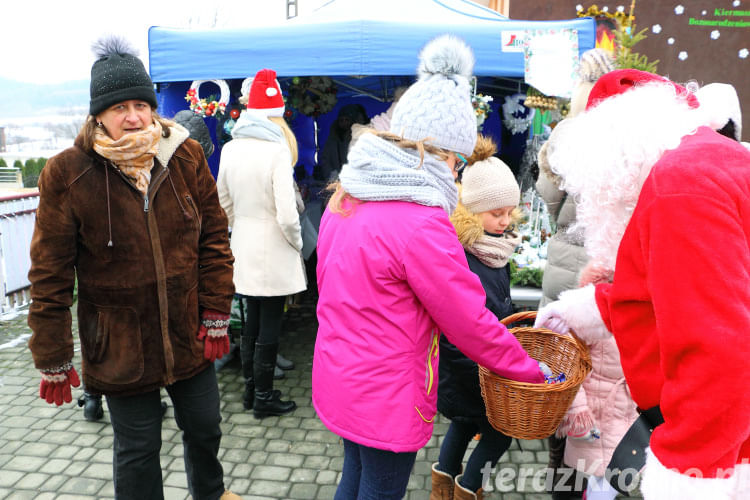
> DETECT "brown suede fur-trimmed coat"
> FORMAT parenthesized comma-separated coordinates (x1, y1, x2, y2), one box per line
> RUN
(27, 124, 235, 396)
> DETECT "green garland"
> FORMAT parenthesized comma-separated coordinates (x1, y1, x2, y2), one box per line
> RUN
(509, 261, 544, 288)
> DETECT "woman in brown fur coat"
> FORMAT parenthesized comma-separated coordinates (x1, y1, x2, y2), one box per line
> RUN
(26, 36, 240, 500)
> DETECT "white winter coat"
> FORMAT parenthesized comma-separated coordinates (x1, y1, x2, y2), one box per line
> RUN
(217, 136, 306, 297)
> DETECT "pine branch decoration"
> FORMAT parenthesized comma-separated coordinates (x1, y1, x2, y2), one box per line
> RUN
(615, 26, 659, 73)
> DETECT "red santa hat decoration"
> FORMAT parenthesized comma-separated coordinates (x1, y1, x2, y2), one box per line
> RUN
(246, 68, 285, 117)
(586, 69, 699, 111)
(694, 83, 742, 141)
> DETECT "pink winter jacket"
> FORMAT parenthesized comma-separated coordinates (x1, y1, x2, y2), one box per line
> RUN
(560, 336, 637, 476)
(313, 200, 544, 452)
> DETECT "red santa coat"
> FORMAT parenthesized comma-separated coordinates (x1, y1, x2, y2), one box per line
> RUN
(594, 127, 750, 494)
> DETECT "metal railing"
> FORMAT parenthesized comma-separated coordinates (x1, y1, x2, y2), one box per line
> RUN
(0, 168, 22, 187)
(1, 191, 39, 314)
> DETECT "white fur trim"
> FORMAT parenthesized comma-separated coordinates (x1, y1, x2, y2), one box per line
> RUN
(245, 106, 285, 118)
(558, 285, 611, 342)
(640, 448, 750, 500)
(156, 123, 189, 167)
(695, 83, 742, 141)
(266, 87, 278, 97)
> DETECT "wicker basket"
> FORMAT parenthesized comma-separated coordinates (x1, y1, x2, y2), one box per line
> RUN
(478, 311, 592, 440)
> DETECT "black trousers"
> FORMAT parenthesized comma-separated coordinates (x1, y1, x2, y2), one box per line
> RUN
(437, 418, 512, 492)
(241, 295, 286, 344)
(106, 365, 224, 500)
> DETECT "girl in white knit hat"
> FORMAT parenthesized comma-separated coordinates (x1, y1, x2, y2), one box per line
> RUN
(312, 35, 545, 500)
(432, 135, 523, 500)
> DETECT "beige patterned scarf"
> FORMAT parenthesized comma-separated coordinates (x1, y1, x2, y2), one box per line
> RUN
(466, 230, 522, 269)
(94, 121, 162, 195)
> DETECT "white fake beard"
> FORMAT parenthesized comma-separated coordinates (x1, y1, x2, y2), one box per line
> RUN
(546, 84, 705, 272)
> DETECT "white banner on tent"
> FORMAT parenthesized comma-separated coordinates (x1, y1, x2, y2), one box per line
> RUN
(501, 31, 525, 53)
(523, 28, 579, 98)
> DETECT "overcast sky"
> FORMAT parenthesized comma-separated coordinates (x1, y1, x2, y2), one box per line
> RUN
(2, 0, 326, 84)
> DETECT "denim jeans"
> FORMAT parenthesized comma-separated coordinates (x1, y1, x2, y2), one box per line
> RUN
(106, 365, 225, 500)
(334, 438, 417, 500)
(437, 419, 512, 492)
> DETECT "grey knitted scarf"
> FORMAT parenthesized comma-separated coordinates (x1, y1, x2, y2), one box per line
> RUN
(339, 133, 458, 214)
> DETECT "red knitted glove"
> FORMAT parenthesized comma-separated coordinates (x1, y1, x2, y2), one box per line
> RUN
(39, 362, 81, 406)
(198, 310, 231, 362)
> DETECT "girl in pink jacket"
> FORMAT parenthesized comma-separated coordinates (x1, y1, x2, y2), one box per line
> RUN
(312, 34, 545, 500)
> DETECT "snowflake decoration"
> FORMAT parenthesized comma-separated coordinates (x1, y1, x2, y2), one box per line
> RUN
(678, 51, 688, 61)
(711, 30, 720, 40)
(602, 6, 609, 12)
(733, 0, 740, 6)
(617, 5, 625, 12)
(668, 38, 675, 45)
(652, 24, 662, 34)
(740, 48, 749, 59)
(675, 5, 684, 14)
(576, 4, 583, 11)
(702, 10, 707, 15)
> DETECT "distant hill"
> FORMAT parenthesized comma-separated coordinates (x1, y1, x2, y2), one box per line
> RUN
(2, 78, 89, 119)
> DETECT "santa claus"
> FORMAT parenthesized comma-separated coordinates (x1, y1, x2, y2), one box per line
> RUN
(535, 69, 750, 499)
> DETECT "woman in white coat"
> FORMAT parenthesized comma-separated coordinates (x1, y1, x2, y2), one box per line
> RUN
(217, 68, 306, 418)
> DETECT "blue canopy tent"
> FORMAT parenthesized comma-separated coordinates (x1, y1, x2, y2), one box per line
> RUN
(148, 0, 596, 176)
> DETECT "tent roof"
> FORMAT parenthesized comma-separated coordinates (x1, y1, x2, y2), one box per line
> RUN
(148, 0, 595, 83)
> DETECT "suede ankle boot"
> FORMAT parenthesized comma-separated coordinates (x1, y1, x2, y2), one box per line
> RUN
(430, 463, 454, 500)
(454, 475, 483, 500)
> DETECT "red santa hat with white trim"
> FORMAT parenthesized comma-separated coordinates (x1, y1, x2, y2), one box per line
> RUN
(694, 83, 742, 141)
(586, 68, 700, 111)
(246, 68, 285, 117)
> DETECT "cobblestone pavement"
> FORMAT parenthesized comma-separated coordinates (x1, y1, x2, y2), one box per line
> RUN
(0, 296, 638, 499)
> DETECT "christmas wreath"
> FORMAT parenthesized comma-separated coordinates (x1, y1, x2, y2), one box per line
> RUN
(502, 93, 533, 135)
(185, 79, 230, 118)
(287, 76, 337, 117)
(472, 93, 494, 129)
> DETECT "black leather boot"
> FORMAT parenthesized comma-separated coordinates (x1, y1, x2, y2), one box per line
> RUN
(253, 342, 296, 418)
(548, 435, 584, 499)
(240, 306, 257, 411)
(78, 392, 104, 421)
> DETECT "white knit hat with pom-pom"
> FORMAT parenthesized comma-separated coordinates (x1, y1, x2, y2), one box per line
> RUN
(389, 34, 477, 156)
(461, 157, 520, 213)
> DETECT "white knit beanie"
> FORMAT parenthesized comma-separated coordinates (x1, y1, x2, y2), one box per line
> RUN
(389, 34, 477, 156)
(461, 157, 520, 213)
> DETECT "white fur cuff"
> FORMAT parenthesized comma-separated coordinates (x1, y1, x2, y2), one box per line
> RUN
(558, 285, 610, 342)
(640, 448, 746, 500)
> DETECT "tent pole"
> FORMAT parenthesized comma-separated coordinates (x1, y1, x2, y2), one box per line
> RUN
(331, 79, 386, 102)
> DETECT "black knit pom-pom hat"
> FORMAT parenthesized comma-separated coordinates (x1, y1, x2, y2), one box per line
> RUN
(89, 36, 157, 116)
